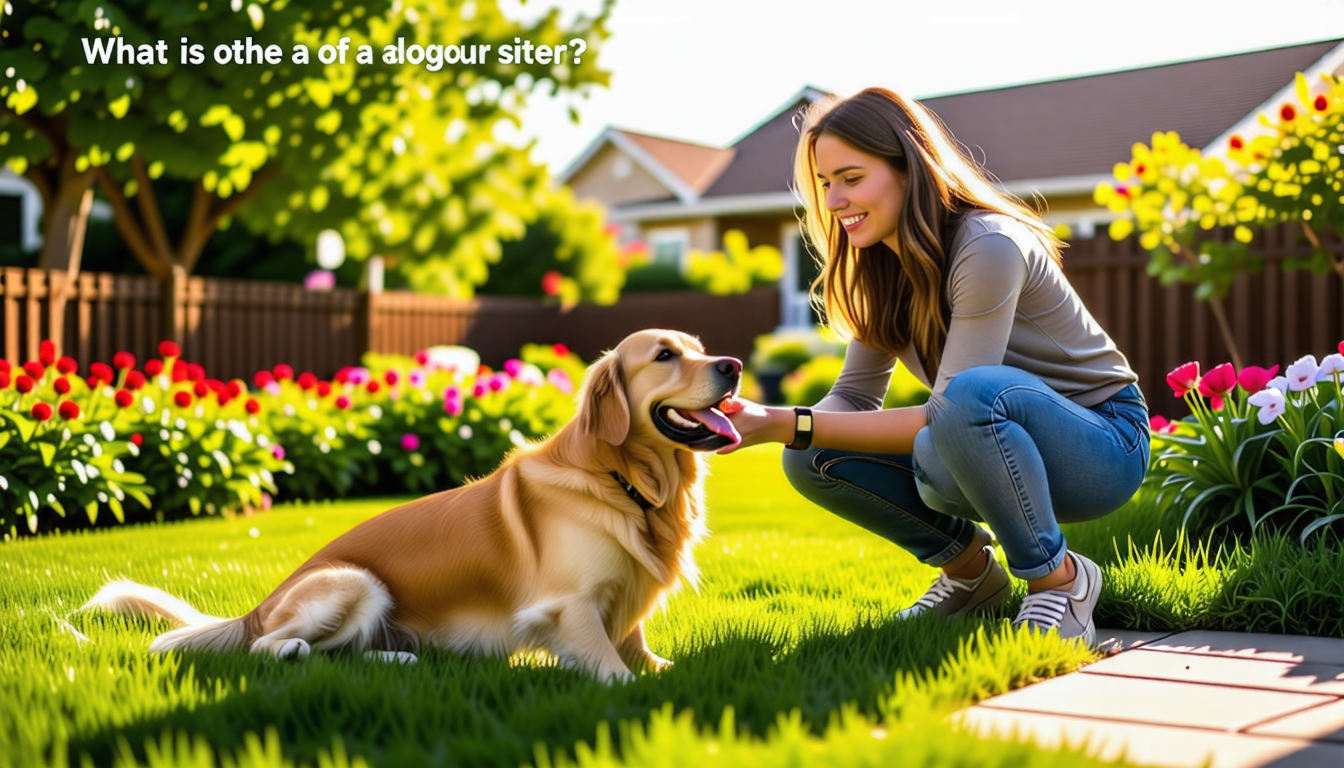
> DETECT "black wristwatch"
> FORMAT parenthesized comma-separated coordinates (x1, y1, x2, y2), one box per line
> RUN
(785, 407, 813, 450)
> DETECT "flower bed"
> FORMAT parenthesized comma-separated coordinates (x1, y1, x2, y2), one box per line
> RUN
(0, 340, 582, 539)
(1148, 340, 1344, 543)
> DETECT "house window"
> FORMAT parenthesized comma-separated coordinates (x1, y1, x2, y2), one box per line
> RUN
(647, 229, 690, 270)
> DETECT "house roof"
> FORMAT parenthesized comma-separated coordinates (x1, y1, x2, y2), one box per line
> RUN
(564, 39, 1344, 209)
(923, 37, 1343, 183)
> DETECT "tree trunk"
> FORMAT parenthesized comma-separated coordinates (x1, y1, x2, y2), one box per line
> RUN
(34, 153, 96, 355)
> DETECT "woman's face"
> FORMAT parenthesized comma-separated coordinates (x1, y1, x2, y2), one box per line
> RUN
(813, 132, 907, 252)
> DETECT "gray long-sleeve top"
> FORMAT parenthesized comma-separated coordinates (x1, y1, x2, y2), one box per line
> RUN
(816, 211, 1138, 422)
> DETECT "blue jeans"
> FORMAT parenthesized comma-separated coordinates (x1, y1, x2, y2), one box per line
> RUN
(782, 366, 1150, 580)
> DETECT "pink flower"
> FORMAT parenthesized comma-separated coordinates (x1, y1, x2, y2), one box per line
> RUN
(444, 397, 463, 416)
(1197, 363, 1236, 411)
(415, 350, 429, 366)
(271, 445, 286, 461)
(409, 369, 426, 388)
(546, 368, 573, 395)
(401, 433, 421, 451)
(471, 382, 487, 398)
(488, 373, 510, 393)
(541, 270, 563, 296)
(1148, 415, 1177, 434)
(347, 367, 371, 386)
(1238, 364, 1280, 394)
(335, 395, 351, 410)
(304, 270, 336, 291)
(384, 369, 401, 386)
(503, 359, 525, 378)
(1166, 361, 1200, 398)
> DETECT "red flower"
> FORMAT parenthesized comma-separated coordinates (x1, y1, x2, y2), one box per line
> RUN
(53, 377, 71, 395)
(255, 370, 275, 389)
(112, 351, 136, 370)
(317, 381, 332, 398)
(335, 395, 351, 410)
(1133, 162, 1146, 176)
(56, 356, 78, 375)
(552, 343, 570, 357)
(58, 401, 80, 420)
(193, 381, 209, 398)
(273, 364, 294, 381)
(1280, 104, 1297, 122)
(174, 391, 192, 408)
(130, 433, 143, 447)
(0, 371, 8, 389)
(39, 340, 56, 366)
(245, 398, 261, 415)
(226, 380, 244, 399)
(23, 361, 45, 379)
(126, 370, 146, 390)
(1339, 340, 1344, 356)
(1115, 186, 1131, 198)
(114, 390, 134, 408)
(541, 270, 563, 297)
(187, 363, 205, 382)
(145, 359, 164, 376)
(1314, 95, 1328, 112)
(297, 372, 317, 390)
(384, 370, 400, 386)
(16, 375, 34, 394)
(159, 340, 181, 358)
(1166, 361, 1200, 397)
(90, 362, 114, 385)
(1238, 364, 1280, 394)
(1148, 415, 1177, 434)
(1198, 363, 1236, 398)
(414, 351, 429, 366)
(31, 402, 52, 421)
(1229, 135, 1244, 150)
(366, 381, 381, 394)
(0, 361, 8, 374)
(477, 364, 492, 377)
(334, 367, 351, 384)
(171, 359, 189, 383)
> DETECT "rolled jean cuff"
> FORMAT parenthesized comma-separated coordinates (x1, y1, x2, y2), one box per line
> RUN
(921, 518, 979, 568)
(1008, 538, 1069, 581)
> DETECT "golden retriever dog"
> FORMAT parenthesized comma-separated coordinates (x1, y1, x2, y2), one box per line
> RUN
(83, 329, 742, 682)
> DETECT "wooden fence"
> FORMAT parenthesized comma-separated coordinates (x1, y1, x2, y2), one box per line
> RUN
(2, 224, 1341, 416)
(0, 268, 781, 381)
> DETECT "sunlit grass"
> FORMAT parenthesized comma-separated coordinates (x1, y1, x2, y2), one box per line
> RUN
(5, 443, 1321, 768)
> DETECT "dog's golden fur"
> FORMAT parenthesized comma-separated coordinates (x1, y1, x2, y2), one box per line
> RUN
(84, 330, 739, 681)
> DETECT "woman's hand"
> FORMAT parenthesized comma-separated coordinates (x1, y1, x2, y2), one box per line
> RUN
(717, 399, 794, 455)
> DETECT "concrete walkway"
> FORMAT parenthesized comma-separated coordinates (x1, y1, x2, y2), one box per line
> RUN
(956, 629, 1344, 768)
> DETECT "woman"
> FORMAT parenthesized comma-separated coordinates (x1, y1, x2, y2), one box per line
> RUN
(723, 88, 1149, 645)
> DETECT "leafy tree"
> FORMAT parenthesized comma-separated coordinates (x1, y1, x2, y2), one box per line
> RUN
(1, 0, 613, 299)
(1095, 72, 1344, 368)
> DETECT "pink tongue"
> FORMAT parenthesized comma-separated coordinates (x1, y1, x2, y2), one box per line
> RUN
(680, 407, 741, 446)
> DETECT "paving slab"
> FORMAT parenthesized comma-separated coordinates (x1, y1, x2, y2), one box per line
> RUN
(1248, 700, 1344, 743)
(1095, 628, 1174, 651)
(1144, 631, 1344, 666)
(976, 672, 1332, 731)
(958, 707, 1344, 768)
(1084, 648, 1344, 696)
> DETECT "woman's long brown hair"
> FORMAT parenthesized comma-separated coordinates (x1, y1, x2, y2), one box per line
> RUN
(792, 87, 1063, 377)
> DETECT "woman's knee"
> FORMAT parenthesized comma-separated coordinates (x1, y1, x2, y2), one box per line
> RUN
(781, 445, 827, 494)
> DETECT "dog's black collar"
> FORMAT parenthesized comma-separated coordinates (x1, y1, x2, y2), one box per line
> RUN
(610, 471, 655, 511)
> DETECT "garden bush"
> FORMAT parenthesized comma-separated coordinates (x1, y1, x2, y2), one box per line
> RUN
(1146, 341, 1344, 544)
(0, 340, 584, 539)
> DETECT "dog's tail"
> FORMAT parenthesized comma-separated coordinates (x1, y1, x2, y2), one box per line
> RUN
(83, 579, 249, 653)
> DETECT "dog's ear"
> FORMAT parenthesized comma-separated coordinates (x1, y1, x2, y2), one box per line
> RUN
(579, 352, 630, 445)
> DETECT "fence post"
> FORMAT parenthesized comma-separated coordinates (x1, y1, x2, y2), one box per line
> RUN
(358, 256, 384, 356)
(161, 263, 185, 347)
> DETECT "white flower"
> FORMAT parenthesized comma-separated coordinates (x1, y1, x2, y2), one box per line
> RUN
(368, 439, 382, 455)
(1317, 353, 1344, 381)
(99, 422, 115, 442)
(458, 425, 473, 440)
(1248, 387, 1287, 425)
(1286, 355, 1319, 391)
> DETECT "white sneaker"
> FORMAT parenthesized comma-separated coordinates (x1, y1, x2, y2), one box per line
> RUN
(896, 545, 1012, 621)
(1013, 551, 1101, 646)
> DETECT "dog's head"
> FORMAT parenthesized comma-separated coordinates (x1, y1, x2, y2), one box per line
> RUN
(578, 329, 742, 452)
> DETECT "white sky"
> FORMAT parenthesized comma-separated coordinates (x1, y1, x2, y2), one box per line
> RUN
(500, 0, 1344, 175)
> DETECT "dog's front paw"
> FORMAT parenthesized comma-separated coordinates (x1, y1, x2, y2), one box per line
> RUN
(276, 638, 311, 660)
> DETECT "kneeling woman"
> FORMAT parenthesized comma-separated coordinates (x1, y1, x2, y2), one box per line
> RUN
(724, 88, 1149, 644)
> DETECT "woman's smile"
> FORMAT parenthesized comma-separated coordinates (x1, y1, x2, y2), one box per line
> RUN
(840, 212, 868, 231)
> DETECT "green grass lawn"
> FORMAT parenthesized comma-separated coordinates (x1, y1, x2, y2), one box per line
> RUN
(4, 443, 1336, 768)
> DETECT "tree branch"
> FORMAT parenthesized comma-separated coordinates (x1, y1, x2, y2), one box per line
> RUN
(130, 156, 174, 259)
(180, 164, 280, 273)
(95, 166, 172, 280)
(0, 102, 62, 151)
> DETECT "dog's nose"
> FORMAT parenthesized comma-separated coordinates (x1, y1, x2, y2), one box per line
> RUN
(716, 358, 742, 377)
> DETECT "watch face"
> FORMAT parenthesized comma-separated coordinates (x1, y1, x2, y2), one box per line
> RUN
(797, 414, 813, 433)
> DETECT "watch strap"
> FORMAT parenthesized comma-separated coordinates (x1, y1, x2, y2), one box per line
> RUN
(785, 407, 813, 450)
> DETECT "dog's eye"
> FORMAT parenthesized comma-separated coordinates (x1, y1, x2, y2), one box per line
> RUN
(655, 349, 677, 362)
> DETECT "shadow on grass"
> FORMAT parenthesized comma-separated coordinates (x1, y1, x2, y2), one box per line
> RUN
(65, 613, 997, 768)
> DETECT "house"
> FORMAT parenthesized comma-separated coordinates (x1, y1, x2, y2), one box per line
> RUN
(558, 37, 1344, 328)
